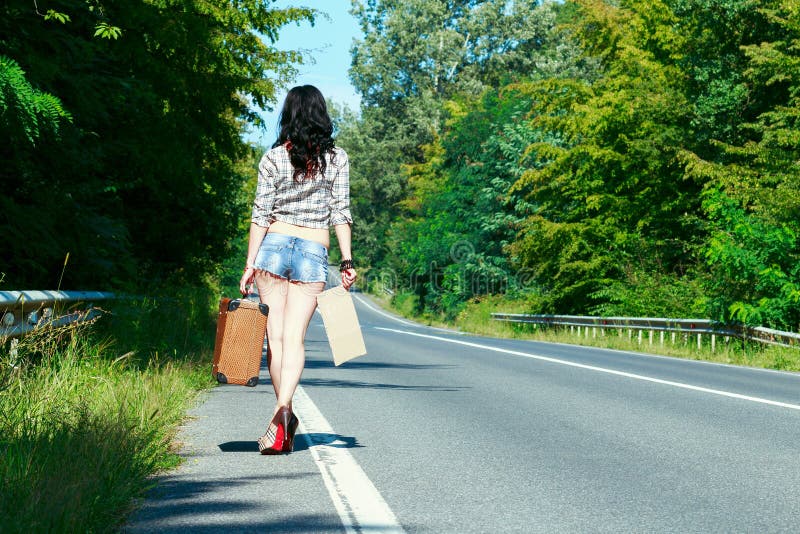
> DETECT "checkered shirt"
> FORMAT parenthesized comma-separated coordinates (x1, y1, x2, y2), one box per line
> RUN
(251, 145, 353, 229)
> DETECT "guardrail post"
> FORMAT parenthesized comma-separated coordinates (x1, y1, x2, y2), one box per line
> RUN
(711, 334, 716, 353)
(697, 333, 702, 350)
(649, 330, 653, 346)
(660, 331, 665, 346)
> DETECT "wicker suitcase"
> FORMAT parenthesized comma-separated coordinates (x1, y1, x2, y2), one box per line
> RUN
(212, 298, 269, 387)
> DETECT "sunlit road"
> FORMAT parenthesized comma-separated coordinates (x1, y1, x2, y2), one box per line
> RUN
(128, 293, 800, 533)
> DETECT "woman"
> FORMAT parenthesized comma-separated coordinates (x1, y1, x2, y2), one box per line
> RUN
(239, 85, 357, 455)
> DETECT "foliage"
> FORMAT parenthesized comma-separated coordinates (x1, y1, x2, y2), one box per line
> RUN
(679, 0, 800, 329)
(509, 0, 702, 313)
(387, 89, 543, 317)
(0, 55, 71, 145)
(343, 0, 565, 268)
(342, 0, 800, 331)
(590, 267, 708, 318)
(701, 190, 800, 329)
(0, 0, 313, 289)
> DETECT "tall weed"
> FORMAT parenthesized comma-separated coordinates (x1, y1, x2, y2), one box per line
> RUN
(0, 289, 215, 532)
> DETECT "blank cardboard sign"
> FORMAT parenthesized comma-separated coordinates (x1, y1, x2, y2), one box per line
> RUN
(316, 287, 367, 366)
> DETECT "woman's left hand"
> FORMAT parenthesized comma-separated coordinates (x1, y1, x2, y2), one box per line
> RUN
(341, 268, 357, 290)
(240, 266, 255, 296)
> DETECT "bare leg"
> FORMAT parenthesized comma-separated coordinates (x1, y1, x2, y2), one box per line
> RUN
(255, 272, 289, 405)
(276, 280, 325, 407)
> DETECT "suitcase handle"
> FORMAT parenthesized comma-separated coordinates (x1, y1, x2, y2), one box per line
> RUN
(226, 299, 269, 317)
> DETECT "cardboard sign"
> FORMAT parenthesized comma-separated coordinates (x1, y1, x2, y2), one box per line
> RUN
(316, 287, 367, 366)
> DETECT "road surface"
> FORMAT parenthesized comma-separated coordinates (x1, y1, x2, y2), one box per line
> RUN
(126, 293, 800, 533)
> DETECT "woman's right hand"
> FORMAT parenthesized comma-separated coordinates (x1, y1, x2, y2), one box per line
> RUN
(240, 266, 255, 296)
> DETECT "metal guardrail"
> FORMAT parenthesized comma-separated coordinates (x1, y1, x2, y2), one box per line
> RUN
(491, 313, 800, 350)
(1, 290, 116, 338)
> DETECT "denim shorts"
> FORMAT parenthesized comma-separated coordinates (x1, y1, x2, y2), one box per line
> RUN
(254, 232, 329, 283)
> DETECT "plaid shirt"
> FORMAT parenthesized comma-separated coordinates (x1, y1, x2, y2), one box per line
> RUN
(251, 145, 353, 229)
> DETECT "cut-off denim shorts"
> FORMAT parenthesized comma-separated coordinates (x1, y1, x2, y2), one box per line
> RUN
(254, 232, 329, 283)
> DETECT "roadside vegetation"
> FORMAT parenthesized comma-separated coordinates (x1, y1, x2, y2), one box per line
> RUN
(370, 290, 800, 372)
(0, 288, 217, 533)
(339, 0, 800, 336)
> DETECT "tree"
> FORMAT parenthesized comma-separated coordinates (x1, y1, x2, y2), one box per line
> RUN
(510, 0, 702, 312)
(0, 1, 314, 288)
(681, 0, 800, 328)
(344, 0, 566, 268)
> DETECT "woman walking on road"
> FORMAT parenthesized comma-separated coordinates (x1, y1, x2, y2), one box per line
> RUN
(239, 85, 357, 455)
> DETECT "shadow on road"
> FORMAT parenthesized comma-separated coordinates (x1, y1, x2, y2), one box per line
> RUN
(304, 357, 456, 371)
(218, 441, 260, 452)
(217, 433, 362, 453)
(125, 474, 346, 533)
(298, 377, 468, 391)
(295, 432, 363, 451)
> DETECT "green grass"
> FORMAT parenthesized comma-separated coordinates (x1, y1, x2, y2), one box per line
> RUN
(0, 288, 216, 533)
(371, 291, 800, 372)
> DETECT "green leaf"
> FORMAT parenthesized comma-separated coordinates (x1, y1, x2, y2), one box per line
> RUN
(44, 10, 70, 24)
(93, 22, 122, 40)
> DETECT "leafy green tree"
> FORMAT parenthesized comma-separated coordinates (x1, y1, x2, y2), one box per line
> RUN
(351, 0, 556, 106)
(510, 0, 702, 312)
(701, 190, 799, 328)
(344, 0, 580, 269)
(0, 1, 313, 288)
(681, 0, 800, 328)
(387, 90, 541, 316)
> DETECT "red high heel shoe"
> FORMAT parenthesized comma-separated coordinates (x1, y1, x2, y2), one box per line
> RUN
(258, 406, 292, 455)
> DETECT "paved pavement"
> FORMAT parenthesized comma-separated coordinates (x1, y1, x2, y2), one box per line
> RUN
(126, 293, 800, 533)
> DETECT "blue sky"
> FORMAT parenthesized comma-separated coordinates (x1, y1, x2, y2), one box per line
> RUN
(246, 1, 363, 146)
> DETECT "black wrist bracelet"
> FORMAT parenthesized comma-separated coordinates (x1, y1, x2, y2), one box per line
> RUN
(340, 259, 354, 271)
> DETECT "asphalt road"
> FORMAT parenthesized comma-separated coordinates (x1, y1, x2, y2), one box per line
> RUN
(126, 293, 800, 533)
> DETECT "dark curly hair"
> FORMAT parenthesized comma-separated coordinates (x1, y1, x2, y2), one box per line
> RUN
(272, 85, 336, 181)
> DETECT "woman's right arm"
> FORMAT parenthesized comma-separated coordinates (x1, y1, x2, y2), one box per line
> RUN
(240, 154, 276, 295)
(240, 223, 268, 295)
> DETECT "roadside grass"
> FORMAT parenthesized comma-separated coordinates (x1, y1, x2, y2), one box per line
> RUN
(0, 287, 216, 533)
(370, 291, 800, 372)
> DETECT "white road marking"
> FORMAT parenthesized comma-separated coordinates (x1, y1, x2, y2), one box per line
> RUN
(353, 294, 464, 334)
(293, 386, 405, 534)
(351, 294, 418, 326)
(375, 327, 800, 412)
